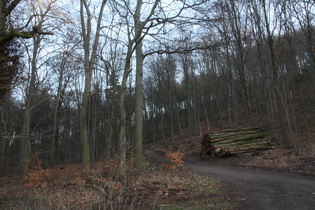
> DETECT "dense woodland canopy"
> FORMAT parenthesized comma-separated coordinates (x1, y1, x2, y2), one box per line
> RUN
(0, 0, 314, 177)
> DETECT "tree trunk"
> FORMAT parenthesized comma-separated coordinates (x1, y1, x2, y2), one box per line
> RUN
(19, 108, 32, 177)
(133, 0, 159, 168)
(19, 34, 41, 177)
(261, 1, 290, 148)
(228, 0, 252, 126)
(0, 100, 8, 176)
(79, 69, 91, 172)
(79, 0, 107, 173)
(118, 57, 131, 179)
(50, 56, 66, 167)
(0, 136, 5, 176)
(134, 1, 144, 167)
(161, 107, 166, 141)
(19, 82, 34, 177)
(264, 18, 290, 148)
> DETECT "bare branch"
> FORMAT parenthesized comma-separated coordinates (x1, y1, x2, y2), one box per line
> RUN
(0, 28, 53, 45)
(5, 0, 22, 16)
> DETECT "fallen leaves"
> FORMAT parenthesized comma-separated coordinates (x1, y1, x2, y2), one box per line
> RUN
(24, 153, 50, 188)
(1, 156, 226, 209)
(243, 141, 315, 173)
(162, 152, 184, 170)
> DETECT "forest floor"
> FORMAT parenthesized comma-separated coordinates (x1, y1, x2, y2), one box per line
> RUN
(1, 123, 315, 210)
(1, 123, 315, 209)
(1, 116, 315, 210)
(0, 156, 234, 209)
(1, 135, 314, 210)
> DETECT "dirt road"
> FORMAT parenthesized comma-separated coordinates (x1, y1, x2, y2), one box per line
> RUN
(145, 149, 315, 210)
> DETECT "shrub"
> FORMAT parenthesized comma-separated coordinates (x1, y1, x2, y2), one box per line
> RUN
(24, 153, 48, 187)
(163, 152, 184, 170)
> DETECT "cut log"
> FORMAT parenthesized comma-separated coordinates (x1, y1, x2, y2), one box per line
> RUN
(214, 138, 268, 148)
(212, 133, 265, 145)
(209, 127, 262, 134)
(201, 127, 277, 157)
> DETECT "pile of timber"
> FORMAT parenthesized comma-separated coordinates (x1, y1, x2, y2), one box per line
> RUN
(208, 127, 277, 156)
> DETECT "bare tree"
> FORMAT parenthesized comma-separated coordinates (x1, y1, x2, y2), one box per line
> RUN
(132, 0, 208, 168)
(289, 0, 315, 87)
(249, 0, 290, 147)
(109, 0, 161, 176)
(0, 0, 54, 99)
(79, 0, 107, 173)
(133, 0, 161, 168)
(49, 27, 80, 167)
(210, 0, 253, 126)
(17, 0, 60, 177)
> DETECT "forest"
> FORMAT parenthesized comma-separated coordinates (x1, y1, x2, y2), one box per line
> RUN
(0, 1, 315, 207)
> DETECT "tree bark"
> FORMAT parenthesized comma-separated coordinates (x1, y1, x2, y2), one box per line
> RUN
(118, 52, 132, 179)
(50, 54, 67, 167)
(79, 0, 107, 173)
(131, 0, 159, 168)
(19, 106, 32, 177)
(134, 0, 144, 168)
(18, 34, 41, 177)
(0, 99, 8, 176)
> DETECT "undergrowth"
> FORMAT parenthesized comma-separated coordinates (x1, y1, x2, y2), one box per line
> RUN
(0, 154, 233, 209)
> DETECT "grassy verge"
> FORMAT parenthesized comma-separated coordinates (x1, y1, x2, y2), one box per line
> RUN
(152, 169, 233, 210)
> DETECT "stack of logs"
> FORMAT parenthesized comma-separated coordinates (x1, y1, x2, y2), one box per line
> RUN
(201, 127, 277, 158)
